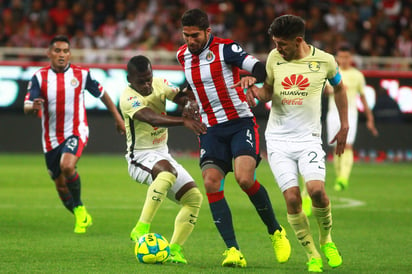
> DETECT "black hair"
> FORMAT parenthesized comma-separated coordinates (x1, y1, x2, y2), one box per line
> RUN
(181, 8, 209, 30)
(337, 44, 352, 52)
(268, 15, 305, 40)
(49, 35, 70, 47)
(127, 55, 152, 73)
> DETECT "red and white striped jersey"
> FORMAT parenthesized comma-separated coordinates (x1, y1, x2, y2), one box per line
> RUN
(24, 64, 104, 153)
(177, 35, 259, 127)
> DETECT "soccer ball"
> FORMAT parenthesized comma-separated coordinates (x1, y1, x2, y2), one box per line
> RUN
(135, 233, 170, 264)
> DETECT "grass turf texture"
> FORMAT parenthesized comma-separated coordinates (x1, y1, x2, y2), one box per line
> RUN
(0, 153, 411, 273)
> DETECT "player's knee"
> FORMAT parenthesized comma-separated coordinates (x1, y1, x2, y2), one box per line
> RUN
(180, 187, 203, 208)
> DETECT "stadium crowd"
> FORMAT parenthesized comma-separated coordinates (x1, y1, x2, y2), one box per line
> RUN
(1, 0, 411, 57)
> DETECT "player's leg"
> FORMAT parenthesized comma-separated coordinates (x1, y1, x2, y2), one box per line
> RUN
(233, 155, 291, 263)
(334, 144, 353, 191)
(300, 176, 312, 217)
(166, 161, 203, 264)
(300, 143, 342, 268)
(199, 127, 245, 267)
(59, 136, 91, 234)
(268, 141, 322, 272)
(45, 144, 74, 212)
(129, 155, 177, 242)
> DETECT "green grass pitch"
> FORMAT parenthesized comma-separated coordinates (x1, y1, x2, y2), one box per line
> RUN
(0, 153, 411, 273)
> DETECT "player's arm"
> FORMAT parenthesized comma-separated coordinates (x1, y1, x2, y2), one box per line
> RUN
(359, 94, 378, 136)
(23, 76, 43, 117)
(100, 92, 126, 135)
(246, 82, 273, 107)
(330, 81, 349, 156)
(132, 107, 206, 135)
(173, 85, 200, 120)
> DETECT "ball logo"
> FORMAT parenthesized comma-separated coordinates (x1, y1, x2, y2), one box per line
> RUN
(281, 74, 310, 90)
(308, 61, 320, 72)
(205, 51, 215, 62)
(71, 78, 79, 88)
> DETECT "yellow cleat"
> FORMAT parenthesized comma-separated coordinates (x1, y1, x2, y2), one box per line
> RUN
(222, 247, 247, 268)
(270, 226, 291, 263)
(73, 205, 92, 234)
(321, 242, 342, 268)
(166, 243, 188, 264)
(307, 257, 323, 272)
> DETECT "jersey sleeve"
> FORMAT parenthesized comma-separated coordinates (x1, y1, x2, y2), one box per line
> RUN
(326, 56, 342, 86)
(223, 42, 259, 73)
(120, 93, 146, 119)
(85, 72, 105, 98)
(162, 78, 181, 101)
(25, 75, 41, 102)
(265, 50, 276, 86)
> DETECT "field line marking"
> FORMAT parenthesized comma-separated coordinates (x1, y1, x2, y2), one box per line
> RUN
(330, 196, 366, 208)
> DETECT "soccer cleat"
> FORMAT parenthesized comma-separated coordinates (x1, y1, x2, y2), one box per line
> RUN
(321, 242, 342, 268)
(222, 247, 247, 268)
(270, 226, 291, 263)
(307, 257, 323, 272)
(166, 243, 187, 264)
(334, 177, 348, 191)
(73, 205, 92, 234)
(302, 195, 312, 217)
(130, 222, 150, 242)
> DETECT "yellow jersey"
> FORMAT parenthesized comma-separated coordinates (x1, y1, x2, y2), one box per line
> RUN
(265, 45, 340, 142)
(120, 77, 179, 150)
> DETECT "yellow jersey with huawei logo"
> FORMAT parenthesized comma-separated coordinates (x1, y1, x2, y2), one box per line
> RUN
(120, 77, 179, 151)
(265, 45, 341, 142)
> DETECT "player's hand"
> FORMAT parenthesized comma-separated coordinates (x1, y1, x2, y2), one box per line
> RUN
(33, 98, 44, 110)
(116, 120, 126, 135)
(367, 120, 379, 137)
(246, 85, 259, 107)
(231, 76, 257, 90)
(330, 126, 349, 156)
(182, 100, 200, 121)
(183, 117, 207, 135)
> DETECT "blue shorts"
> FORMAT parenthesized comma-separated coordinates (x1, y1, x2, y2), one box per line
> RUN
(199, 117, 261, 174)
(44, 135, 84, 179)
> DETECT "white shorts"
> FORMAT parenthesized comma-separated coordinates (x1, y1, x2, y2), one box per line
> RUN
(125, 146, 194, 203)
(266, 139, 326, 192)
(327, 109, 358, 146)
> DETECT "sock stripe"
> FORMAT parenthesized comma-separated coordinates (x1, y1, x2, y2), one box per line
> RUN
(243, 180, 260, 196)
(66, 172, 79, 183)
(206, 191, 224, 203)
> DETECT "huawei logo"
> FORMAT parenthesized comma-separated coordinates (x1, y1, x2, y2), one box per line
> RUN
(281, 74, 310, 90)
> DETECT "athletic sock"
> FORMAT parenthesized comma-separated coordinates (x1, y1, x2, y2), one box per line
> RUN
(339, 148, 353, 181)
(66, 172, 82, 208)
(244, 180, 280, 234)
(312, 203, 333, 245)
(170, 188, 202, 246)
(138, 171, 176, 224)
(333, 153, 342, 178)
(287, 211, 321, 259)
(58, 190, 74, 212)
(207, 191, 239, 249)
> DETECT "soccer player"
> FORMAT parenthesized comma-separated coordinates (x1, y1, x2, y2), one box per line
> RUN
(326, 45, 378, 191)
(177, 8, 291, 268)
(23, 35, 125, 233)
(119, 55, 207, 264)
(246, 15, 347, 272)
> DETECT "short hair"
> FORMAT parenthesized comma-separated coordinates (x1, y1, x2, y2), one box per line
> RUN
(49, 35, 70, 47)
(181, 8, 209, 30)
(268, 15, 305, 40)
(337, 44, 352, 53)
(127, 55, 152, 73)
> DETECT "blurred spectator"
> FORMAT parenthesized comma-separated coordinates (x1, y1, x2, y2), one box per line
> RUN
(48, 0, 71, 27)
(373, 87, 403, 123)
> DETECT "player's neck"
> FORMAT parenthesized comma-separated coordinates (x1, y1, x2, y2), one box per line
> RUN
(297, 42, 311, 60)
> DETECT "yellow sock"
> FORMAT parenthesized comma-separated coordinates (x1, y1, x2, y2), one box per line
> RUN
(312, 203, 333, 246)
(139, 171, 176, 224)
(287, 212, 321, 259)
(170, 187, 202, 246)
(339, 148, 353, 181)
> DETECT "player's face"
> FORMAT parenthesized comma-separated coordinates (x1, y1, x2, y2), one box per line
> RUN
(272, 36, 299, 61)
(129, 66, 153, 96)
(336, 51, 352, 69)
(48, 41, 71, 72)
(182, 26, 211, 55)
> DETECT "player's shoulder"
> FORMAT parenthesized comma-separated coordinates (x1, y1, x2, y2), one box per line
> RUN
(213, 36, 235, 45)
(70, 64, 89, 73)
(312, 46, 334, 60)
